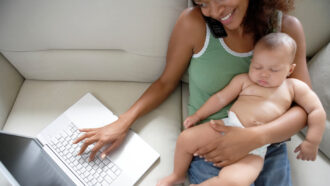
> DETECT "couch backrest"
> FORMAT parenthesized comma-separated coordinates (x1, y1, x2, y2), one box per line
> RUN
(291, 0, 330, 57)
(0, 0, 329, 81)
(0, 0, 187, 82)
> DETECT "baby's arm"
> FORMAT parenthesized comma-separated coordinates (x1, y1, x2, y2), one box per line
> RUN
(291, 79, 326, 160)
(184, 74, 247, 128)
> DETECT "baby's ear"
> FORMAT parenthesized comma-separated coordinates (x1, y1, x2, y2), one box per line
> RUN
(288, 63, 296, 76)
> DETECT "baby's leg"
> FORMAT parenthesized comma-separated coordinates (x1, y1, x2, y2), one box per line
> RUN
(192, 154, 264, 186)
(157, 122, 223, 186)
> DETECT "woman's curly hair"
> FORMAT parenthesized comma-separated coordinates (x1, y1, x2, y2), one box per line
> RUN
(192, 0, 295, 43)
(244, 0, 295, 43)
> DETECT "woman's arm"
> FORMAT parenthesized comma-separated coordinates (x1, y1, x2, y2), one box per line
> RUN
(283, 15, 311, 86)
(195, 106, 306, 166)
(74, 7, 204, 161)
(126, 8, 204, 121)
(195, 15, 310, 167)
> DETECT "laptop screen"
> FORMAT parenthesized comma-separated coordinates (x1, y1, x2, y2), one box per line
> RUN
(0, 161, 19, 186)
(0, 132, 74, 186)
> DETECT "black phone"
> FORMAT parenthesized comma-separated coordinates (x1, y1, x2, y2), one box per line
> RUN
(203, 16, 227, 38)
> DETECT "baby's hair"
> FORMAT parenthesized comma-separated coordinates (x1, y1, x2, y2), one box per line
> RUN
(257, 33, 297, 63)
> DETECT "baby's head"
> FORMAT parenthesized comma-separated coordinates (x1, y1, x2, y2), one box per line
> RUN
(249, 32, 297, 87)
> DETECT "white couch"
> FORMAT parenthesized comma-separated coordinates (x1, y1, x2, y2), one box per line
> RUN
(0, 0, 329, 185)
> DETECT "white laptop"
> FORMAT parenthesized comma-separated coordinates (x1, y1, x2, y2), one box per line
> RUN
(35, 93, 160, 186)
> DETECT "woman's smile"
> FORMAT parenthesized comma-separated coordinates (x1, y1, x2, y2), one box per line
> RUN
(219, 8, 235, 25)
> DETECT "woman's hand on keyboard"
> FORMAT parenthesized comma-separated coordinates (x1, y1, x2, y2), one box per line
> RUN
(73, 117, 130, 161)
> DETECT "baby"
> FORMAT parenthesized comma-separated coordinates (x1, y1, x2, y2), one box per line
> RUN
(157, 33, 326, 186)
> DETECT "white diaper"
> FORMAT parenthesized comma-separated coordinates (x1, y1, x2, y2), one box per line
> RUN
(222, 111, 269, 158)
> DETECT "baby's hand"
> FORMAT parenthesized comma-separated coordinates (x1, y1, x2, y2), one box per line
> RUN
(183, 115, 200, 129)
(294, 140, 319, 161)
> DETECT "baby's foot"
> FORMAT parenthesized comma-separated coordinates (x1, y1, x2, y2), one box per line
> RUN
(157, 174, 185, 186)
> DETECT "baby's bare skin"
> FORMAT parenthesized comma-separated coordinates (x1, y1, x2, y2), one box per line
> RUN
(231, 75, 293, 128)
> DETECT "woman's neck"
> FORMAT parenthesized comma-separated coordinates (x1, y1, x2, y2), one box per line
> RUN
(226, 26, 245, 38)
(224, 33, 254, 53)
(223, 29, 254, 53)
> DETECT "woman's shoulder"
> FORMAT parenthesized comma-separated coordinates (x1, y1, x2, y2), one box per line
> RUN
(177, 7, 205, 32)
(281, 14, 304, 39)
(176, 7, 207, 53)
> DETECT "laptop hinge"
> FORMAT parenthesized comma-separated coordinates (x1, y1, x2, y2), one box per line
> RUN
(35, 138, 44, 147)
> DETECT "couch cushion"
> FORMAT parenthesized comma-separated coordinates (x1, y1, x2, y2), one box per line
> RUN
(286, 134, 330, 186)
(0, 0, 187, 82)
(0, 53, 24, 129)
(1, 50, 166, 82)
(3, 80, 182, 185)
(307, 42, 330, 159)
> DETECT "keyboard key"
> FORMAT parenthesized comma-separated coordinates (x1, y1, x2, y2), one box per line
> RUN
(115, 169, 121, 176)
(105, 175, 113, 183)
(48, 122, 121, 185)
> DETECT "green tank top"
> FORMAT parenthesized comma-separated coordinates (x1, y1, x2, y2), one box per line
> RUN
(188, 25, 253, 124)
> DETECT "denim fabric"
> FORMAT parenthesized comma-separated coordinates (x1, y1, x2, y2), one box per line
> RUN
(188, 143, 292, 186)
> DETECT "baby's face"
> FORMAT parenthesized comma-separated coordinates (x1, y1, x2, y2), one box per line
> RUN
(249, 46, 295, 88)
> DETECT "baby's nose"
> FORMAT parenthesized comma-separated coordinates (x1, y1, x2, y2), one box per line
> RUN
(260, 71, 270, 78)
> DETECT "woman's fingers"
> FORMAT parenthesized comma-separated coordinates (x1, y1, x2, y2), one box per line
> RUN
(89, 141, 105, 161)
(73, 119, 130, 161)
(78, 137, 98, 155)
(201, 125, 256, 165)
(204, 150, 224, 162)
(209, 120, 229, 133)
(73, 131, 96, 144)
(79, 128, 96, 132)
(216, 160, 232, 167)
(101, 141, 121, 159)
(194, 143, 216, 157)
(194, 120, 227, 157)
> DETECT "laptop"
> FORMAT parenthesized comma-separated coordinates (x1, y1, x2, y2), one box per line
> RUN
(0, 162, 20, 186)
(0, 93, 160, 186)
(0, 134, 75, 186)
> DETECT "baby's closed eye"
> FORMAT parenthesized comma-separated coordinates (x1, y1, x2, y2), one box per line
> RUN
(253, 120, 264, 125)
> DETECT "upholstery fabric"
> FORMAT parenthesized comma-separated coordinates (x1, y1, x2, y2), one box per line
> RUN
(1, 50, 165, 82)
(291, 0, 330, 57)
(0, 0, 187, 82)
(0, 54, 24, 129)
(286, 134, 330, 186)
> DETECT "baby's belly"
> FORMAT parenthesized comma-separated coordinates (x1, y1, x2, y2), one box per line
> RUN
(230, 99, 285, 128)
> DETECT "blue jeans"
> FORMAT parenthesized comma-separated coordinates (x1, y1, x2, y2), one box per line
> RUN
(188, 143, 292, 186)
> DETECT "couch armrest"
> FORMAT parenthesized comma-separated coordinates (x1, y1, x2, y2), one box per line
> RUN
(0, 53, 24, 129)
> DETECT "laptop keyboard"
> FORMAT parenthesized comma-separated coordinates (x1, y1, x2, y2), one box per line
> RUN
(48, 122, 121, 186)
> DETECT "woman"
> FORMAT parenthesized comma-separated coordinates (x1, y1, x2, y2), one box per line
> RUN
(74, 0, 309, 185)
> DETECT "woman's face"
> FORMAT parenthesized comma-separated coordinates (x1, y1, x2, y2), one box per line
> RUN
(194, 0, 249, 31)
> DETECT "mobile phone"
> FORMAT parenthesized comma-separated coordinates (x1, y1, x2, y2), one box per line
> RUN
(203, 16, 227, 38)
